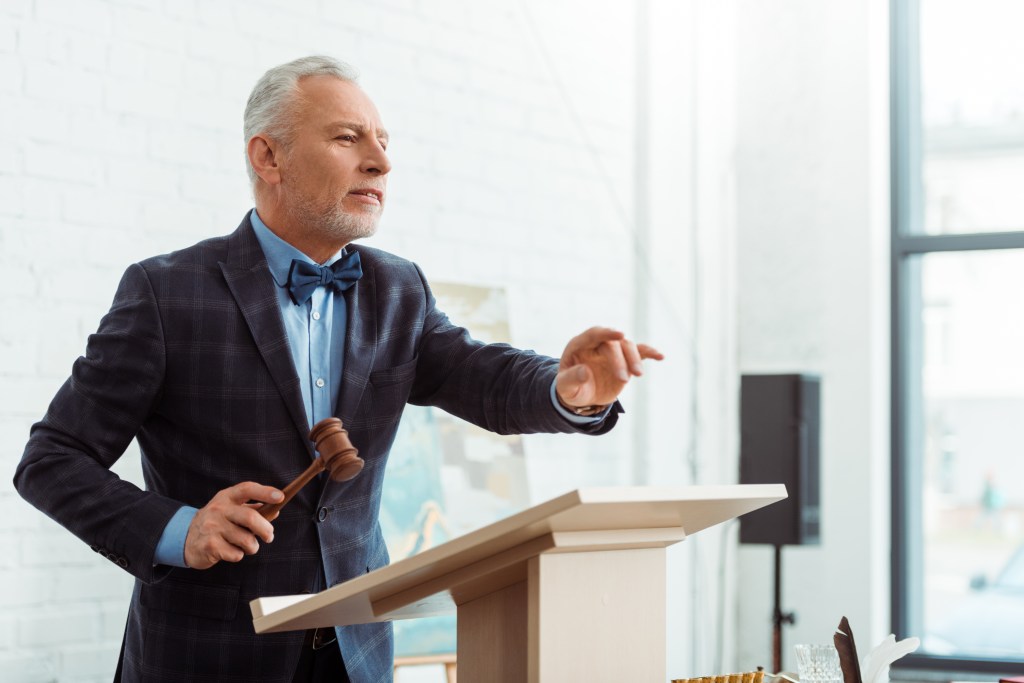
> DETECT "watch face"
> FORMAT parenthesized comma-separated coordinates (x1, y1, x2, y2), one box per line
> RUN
(574, 405, 603, 416)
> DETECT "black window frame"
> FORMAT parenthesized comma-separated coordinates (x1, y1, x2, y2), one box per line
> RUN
(890, 0, 1024, 676)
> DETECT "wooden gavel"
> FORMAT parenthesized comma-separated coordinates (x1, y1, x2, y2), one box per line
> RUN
(259, 417, 363, 520)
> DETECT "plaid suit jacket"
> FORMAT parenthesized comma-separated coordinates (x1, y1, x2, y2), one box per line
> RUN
(14, 214, 620, 682)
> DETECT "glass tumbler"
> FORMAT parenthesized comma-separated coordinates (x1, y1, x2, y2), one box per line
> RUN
(794, 643, 843, 683)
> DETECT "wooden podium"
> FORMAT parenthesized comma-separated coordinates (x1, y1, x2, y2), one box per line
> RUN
(251, 485, 786, 682)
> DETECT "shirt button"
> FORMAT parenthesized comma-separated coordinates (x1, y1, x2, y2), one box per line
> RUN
(315, 378, 325, 388)
(318, 507, 329, 522)
(312, 311, 321, 321)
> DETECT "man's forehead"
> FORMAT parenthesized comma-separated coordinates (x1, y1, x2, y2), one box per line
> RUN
(296, 75, 385, 130)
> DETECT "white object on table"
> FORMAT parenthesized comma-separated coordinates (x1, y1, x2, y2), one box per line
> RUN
(860, 634, 920, 683)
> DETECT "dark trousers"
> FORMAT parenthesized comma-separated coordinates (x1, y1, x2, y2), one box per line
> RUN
(292, 628, 349, 682)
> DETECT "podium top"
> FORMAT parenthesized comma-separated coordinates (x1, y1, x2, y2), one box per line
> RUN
(251, 484, 786, 633)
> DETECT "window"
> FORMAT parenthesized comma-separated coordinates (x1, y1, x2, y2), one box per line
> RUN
(892, 0, 1024, 675)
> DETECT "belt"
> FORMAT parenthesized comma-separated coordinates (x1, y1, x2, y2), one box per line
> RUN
(310, 626, 337, 651)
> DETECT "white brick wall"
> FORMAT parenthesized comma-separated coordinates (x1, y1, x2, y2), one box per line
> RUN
(0, 1, 732, 681)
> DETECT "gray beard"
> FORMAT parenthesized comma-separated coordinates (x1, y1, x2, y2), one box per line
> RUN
(291, 195, 380, 246)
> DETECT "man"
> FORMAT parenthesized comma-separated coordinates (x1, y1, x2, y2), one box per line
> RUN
(14, 56, 662, 682)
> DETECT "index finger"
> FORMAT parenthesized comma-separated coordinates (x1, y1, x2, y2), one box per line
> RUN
(637, 343, 665, 361)
(227, 481, 284, 505)
(569, 327, 626, 350)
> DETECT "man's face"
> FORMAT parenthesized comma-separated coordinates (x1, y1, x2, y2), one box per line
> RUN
(279, 75, 391, 245)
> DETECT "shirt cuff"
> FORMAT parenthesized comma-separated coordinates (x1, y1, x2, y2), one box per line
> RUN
(153, 505, 199, 568)
(549, 378, 612, 424)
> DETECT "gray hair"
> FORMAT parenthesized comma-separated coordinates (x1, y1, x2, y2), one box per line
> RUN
(244, 55, 360, 186)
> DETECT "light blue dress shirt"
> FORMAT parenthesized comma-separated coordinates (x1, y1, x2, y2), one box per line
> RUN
(153, 209, 604, 567)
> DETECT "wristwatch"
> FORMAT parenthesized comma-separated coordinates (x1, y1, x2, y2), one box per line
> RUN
(561, 400, 609, 417)
(570, 404, 608, 417)
(555, 390, 608, 417)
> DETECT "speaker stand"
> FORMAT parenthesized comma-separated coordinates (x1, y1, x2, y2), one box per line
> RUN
(772, 544, 796, 673)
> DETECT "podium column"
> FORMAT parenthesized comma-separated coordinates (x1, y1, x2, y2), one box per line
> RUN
(456, 545, 667, 683)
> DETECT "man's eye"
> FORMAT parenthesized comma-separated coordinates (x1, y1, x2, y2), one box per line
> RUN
(336, 135, 356, 142)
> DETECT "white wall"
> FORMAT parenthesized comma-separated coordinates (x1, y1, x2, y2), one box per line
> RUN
(734, 0, 892, 673)
(641, 0, 744, 676)
(0, 1, 734, 681)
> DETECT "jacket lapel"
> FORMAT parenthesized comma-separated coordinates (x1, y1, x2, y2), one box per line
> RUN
(337, 245, 377, 425)
(219, 216, 313, 454)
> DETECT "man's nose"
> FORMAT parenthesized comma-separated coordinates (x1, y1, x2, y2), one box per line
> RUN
(361, 144, 391, 175)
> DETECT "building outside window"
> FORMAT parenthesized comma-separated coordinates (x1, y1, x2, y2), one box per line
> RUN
(892, 0, 1024, 675)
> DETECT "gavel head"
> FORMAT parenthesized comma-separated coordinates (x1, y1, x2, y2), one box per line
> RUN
(308, 418, 363, 482)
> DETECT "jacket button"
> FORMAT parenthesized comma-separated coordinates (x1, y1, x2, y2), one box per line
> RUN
(318, 507, 328, 522)
(117, 557, 129, 569)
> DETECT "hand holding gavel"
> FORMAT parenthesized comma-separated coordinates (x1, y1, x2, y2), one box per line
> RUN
(183, 418, 362, 569)
(258, 417, 363, 520)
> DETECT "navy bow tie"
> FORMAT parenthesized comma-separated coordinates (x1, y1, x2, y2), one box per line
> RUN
(286, 251, 363, 305)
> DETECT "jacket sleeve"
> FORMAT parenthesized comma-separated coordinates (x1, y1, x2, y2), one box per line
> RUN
(13, 262, 183, 584)
(406, 264, 622, 436)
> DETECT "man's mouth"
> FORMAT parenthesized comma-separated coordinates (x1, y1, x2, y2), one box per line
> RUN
(348, 188, 384, 204)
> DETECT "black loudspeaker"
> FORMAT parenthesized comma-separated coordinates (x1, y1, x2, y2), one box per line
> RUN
(739, 373, 821, 546)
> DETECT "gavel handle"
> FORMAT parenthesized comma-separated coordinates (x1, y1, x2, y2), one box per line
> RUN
(259, 458, 326, 520)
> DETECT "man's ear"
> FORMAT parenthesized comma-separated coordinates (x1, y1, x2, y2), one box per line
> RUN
(247, 134, 282, 186)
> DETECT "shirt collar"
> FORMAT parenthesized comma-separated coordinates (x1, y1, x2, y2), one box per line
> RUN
(249, 208, 344, 288)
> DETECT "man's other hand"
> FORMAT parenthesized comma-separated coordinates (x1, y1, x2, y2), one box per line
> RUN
(184, 482, 284, 569)
(555, 327, 664, 411)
